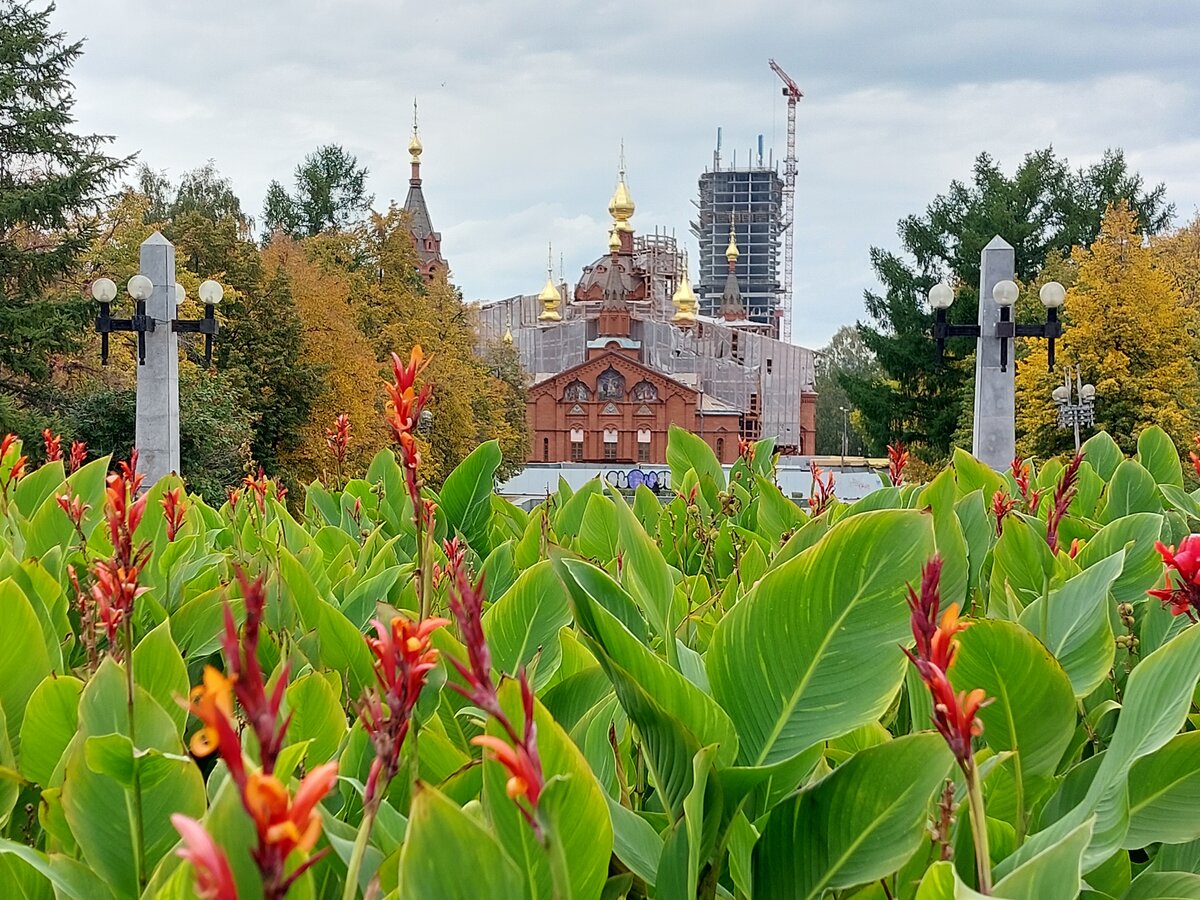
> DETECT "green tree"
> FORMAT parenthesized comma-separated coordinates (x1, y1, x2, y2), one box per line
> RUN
(844, 148, 1172, 460)
(218, 264, 325, 474)
(0, 1, 126, 412)
(815, 326, 877, 456)
(262, 144, 373, 238)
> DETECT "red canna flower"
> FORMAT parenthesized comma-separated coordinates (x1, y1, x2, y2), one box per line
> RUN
(243, 467, 271, 514)
(162, 486, 187, 541)
(470, 671, 546, 835)
(90, 451, 150, 656)
(1010, 455, 1043, 515)
(386, 347, 433, 513)
(991, 489, 1016, 536)
(902, 556, 991, 768)
(808, 460, 835, 516)
(359, 614, 448, 806)
(57, 493, 89, 533)
(68, 439, 87, 474)
(1190, 436, 1200, 481)
(0, 433, 27, 496)
(887, 441, 909, 486)
(737, 437, 755, 463)
(1148, 535, 1200, 621)
(324, 413, 351, 469)
(443, 542, 547, 838)
(42, 429, 63, 462)
(227, 487, 242, 513)
(243, 762, 338, 863)
(1046, 453, 1082, 555)
(171, 814, 238, 900)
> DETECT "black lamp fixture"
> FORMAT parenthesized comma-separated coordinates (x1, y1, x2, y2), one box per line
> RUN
(91, 276, 222, 366)
(930, 279, 1064, 372)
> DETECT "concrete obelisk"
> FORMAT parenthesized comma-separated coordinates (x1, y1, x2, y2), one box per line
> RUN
(134, 231, 181, 485)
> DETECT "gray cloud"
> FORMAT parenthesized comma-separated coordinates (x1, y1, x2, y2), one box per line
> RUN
(54, 1, 1200, 347)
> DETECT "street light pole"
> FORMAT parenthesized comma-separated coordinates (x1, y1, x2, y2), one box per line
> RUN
(90, 231, 223, 486)
(1052, 365, 1096, 451)
(839, 405, 848, 470)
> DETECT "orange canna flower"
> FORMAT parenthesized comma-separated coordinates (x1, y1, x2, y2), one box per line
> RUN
(186, 666, 237, 757)
(472, 734, 543, 808)
(43, 429, 63, 462)
(245, 762, 339, 858)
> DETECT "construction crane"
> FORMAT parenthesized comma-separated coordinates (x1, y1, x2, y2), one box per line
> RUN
(769, 58, 802, 343)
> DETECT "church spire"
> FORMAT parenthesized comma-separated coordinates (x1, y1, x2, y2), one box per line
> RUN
(720, 220, 746, 320)
(602, 229, 626, 309)
(608, 142, 636, 253)
(538, 242, 563, 322)
(402, 98, 445, 282)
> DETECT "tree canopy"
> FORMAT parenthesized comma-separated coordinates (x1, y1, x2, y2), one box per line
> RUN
(844, 148, 1173, 460)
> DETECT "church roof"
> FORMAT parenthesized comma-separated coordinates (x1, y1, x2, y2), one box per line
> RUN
(719, 269, 746, 318)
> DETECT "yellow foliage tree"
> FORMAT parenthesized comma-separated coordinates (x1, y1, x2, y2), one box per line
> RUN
(1016, 203, 1200, 457)
(1153, 213, 1200, 307)
(263, 234, 388, 485)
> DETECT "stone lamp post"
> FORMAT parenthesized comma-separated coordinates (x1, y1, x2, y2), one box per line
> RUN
(929, 236, 1065, 470)
(91, 231, 222, 486)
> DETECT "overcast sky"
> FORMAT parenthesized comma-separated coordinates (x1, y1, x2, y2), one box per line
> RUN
(52, 1, 1200, 348)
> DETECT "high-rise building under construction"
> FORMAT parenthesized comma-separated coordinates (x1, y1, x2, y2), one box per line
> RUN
(691, 133, 784, 335)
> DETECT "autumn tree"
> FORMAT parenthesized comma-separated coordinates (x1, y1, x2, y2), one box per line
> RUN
(845, 148, 1172, 460)
(262, 145, 374, 238)
(1015, 203, 1200, 457)
(0, 0, 127, 431)
(1153, 214, 1200, 308)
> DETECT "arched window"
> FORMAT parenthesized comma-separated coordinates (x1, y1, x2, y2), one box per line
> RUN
(716, 437, 725, 460)
(563, 380, 591, 402)
(543, 437, 549, 462)
(597, 367, 626, 400)
(631, 380, 659, 402)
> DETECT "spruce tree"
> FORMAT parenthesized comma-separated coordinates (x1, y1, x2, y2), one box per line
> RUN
(0, 1, 126, 391)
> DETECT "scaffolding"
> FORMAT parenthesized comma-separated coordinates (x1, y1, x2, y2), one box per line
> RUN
(690, 146, 784, 334)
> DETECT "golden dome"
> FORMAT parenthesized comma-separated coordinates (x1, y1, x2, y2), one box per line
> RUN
(608, 170, 635, 233)
(409, 131, 423, 162)
(537, 275, 562, 322)
(608, 228, 621, 253)
(503, 324, 513, 344)
(726, 224, 740, 263)
(672, 268, 698, 325)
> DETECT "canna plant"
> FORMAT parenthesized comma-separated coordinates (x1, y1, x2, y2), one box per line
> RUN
(6, 357, 1200, 898)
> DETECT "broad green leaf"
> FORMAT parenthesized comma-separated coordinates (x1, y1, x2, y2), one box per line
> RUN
(1019, 551, 1122, 698)
(955, 490, 991, 594)
(481, 680, 612, 900)
(18, 675, 83, 786)
(1074, 513, 1165, 604)
(399, 783, 524, 900)
(133, 620, 189, 734)
(0, 578, 53, 749)
(605, 794, 663, 888)
(1081, 432, 1123, 481)
(999, 621, 1200, 875)
(439, 439, 502, 553)
(913, 860, 989, 899)
(990, 817, 1092, 900)
(605, 485, 676, 654)
(987, 516, 1055, 616)
(755, 475, 805, 546)
(950, 620, 1076, 793)
(284, 672, 347, 766)
(558, 558, 737, 815)
(667, 424, 724, 490)
(709, 510, 935, 766)
(0, 839, 115, 900)
(1120, 871, 1200, 900)
(482, 561, 572, 689)
(753, 733, 952, 900)
(1100, 460, 1160, 523)
(919, 468, 969, 604)
(578, 494, 619, 561)
(1125, 731, 1200, 847)
(656, 745, 721, 900)
(1136, 426, 1183, 487)
(952, 448, 1003, 498)
(0, 706, 14, 828)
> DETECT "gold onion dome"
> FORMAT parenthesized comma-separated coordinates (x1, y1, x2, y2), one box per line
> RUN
(726, 224, 740, 263)
(503, 324, 513, 344)
(609, 175, 635, 233)
(608, 228, 621, 253)
(672, 268, 698, 324)
(409, 130, 423, 162)
(537, 275, 562, 322)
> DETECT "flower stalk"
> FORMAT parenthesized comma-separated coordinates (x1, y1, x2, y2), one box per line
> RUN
(902, 557, 994, 893)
